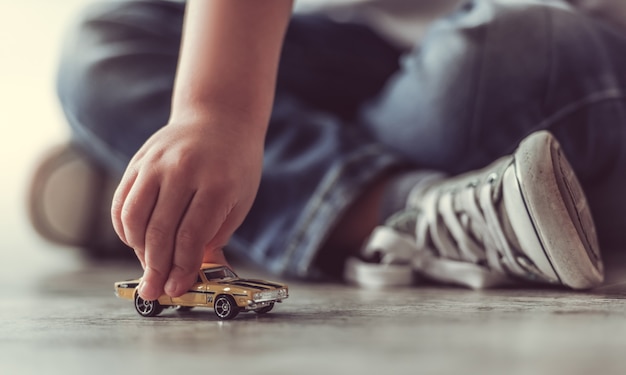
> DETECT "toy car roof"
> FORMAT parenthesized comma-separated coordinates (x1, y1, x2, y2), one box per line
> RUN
(200, 263, 229, 270)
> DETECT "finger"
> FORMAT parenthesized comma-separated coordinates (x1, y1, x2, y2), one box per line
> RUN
(202, 247, 231, 268)
(140, 181, 196, 300)
(134, 248, 146, 270)
(164, 191, 225, 297)
(196, 201, 253, 276)
(119, 171, 160, 253)
(203, 201, 249, 255)
(111, 168, 138, 246)
(165, 196, 245, 297)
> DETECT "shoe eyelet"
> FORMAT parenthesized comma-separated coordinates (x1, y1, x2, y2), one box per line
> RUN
(487, 173, 497, 184)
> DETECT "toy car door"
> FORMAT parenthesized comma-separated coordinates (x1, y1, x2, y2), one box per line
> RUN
(170, 274, 207, 307)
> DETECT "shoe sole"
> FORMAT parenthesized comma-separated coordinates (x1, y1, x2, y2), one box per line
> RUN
(27, 143, 123, 255)
(513, 131, 604, 289)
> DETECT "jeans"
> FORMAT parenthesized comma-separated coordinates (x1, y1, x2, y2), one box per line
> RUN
(57, 0, 626, 279)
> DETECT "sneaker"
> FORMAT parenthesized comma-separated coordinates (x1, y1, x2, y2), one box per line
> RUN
(27, 142, 129, 258)
(344, 130, 604, 289)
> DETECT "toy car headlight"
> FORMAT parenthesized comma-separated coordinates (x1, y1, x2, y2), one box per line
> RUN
(253, 288, 288, 302)
(277, 288, 288, 299)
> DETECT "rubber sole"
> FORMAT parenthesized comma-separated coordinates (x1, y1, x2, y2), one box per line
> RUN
(514, 131, 604, 289)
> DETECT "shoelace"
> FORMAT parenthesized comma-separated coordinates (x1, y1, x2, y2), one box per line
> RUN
(360, 165, 551, 288)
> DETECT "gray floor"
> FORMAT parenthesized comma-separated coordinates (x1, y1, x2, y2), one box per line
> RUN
(3, 252, 626, 375)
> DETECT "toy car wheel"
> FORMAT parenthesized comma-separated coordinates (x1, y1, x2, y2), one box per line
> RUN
(254, 303, 274, 314)
(214, 295, 239, 320)
(134, 293, 163, 317)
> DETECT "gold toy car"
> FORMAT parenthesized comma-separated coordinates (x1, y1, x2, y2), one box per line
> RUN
(114, 263, 288, 320)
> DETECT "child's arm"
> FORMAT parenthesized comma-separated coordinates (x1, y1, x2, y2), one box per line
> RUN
(111, 0, 293, 300)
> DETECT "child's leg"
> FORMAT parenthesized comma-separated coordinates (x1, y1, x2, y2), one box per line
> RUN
(358, 0, 626, 250)
(56, 0, 186, 173)
(56, 2, 403, 174)
(332, 0, 626, 287)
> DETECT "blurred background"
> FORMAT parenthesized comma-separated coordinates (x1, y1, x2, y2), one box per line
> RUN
(0, 0, 88, 288)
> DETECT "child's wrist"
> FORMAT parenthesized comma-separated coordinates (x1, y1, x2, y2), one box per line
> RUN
(168, 101, 270, 139)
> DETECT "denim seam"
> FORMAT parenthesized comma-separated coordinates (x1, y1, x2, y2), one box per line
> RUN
(279, 144, 402, 277)
(534, 89, 626, 132)
(543, 3, 622, 128)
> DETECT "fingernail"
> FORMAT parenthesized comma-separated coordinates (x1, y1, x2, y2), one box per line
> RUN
(165, 279, 178, 296)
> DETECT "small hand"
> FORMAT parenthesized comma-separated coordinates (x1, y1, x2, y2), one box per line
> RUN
(111, 117, 264, 300)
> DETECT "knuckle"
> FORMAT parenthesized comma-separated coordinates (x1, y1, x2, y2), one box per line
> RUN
(158, 150, 194, 173)
(144, 265, 168, 282)
(205, 176, 235, 196)
(110, 205, 123, 227)
(173, 152, 193, 169)
(111, 207, 125, 232)
(170, 263, 195, 277)
(110, 196, 123, 216)
(119, 204, 139, 227)
(176, 227, 198, 249)
(145, 224, 171, 247)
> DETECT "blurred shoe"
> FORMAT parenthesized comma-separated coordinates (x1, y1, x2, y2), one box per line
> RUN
(28, 142, 130, 258)
(345, 130, 604, 289)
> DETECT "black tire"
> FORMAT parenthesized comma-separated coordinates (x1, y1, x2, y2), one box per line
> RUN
(134, 293, 163, 317)
(214, 295, 240, 320)
(254, 303, 274, 314)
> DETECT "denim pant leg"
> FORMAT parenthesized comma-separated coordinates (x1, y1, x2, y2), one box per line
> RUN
(57, 0, 185, 174)
(235, 98, 404, 278)
(56, 0, 405, 277)
(362, 0, 626, 250)
(234, 18, 405, 278)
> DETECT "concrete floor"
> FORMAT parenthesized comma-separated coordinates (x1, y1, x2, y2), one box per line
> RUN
(3, 254, 626, 375)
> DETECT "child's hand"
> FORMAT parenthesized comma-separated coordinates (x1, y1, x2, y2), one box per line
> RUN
(111, 114, 264, 300)
(109, 0, 291, 301)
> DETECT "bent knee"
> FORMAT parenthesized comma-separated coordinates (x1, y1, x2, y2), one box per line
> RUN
(56, 1, 183, 135)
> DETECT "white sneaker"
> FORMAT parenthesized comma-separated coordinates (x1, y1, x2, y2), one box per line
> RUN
(345, 130, 604, 289)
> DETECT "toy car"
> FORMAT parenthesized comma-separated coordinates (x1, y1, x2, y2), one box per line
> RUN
(114, 263, 288, 320)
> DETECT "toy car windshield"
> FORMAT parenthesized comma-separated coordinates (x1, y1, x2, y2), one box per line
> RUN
(204, 267, 237, 280)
